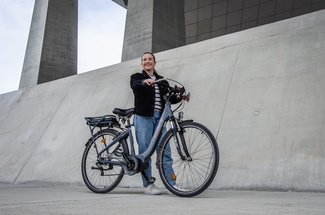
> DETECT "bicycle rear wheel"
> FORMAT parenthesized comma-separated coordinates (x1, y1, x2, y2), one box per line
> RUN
(158, 121, 219, 197)
(81, 129, 124, 193)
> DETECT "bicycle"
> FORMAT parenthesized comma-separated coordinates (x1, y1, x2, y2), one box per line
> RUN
(81, 78, 219, 197)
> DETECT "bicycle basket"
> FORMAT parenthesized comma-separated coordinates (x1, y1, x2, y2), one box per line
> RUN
(85, 115, 120, 128)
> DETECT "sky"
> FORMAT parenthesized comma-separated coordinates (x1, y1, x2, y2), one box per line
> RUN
(0, 0, 126, 95)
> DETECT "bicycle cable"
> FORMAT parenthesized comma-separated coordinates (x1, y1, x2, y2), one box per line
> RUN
(165, 78, 187, 114)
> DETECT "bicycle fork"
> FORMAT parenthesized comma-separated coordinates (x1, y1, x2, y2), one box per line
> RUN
(170, 119, 192, 161)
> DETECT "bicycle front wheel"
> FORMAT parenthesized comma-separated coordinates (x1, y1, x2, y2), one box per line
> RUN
(158, 121, 219, 197)
(81, 129, 124, 193)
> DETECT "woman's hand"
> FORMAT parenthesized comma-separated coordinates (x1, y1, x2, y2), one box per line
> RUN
(142, 78, 156, 86)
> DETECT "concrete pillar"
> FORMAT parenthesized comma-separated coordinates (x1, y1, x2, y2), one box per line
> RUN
(20, 0, 78, 89)
(121, 0, 185, 61)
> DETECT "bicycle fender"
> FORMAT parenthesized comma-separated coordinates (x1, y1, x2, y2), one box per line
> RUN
(179, 119, 193, 124)
(85, 138, 92, 147)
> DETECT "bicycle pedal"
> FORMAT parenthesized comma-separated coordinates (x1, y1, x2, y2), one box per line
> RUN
(148, 177, 156, 184)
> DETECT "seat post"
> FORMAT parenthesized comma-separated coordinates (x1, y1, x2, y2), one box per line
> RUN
(125, 118, 133, 128)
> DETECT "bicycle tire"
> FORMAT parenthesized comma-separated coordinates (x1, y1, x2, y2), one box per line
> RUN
(81, 129, 124, 193)
(158, 121, 219, 197)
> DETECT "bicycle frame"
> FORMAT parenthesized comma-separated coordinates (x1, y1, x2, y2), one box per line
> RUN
(95, 98, 181, 175)
(137, 99, 175, 161)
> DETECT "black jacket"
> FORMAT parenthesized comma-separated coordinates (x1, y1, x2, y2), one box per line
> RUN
(130, 70, 180, 117)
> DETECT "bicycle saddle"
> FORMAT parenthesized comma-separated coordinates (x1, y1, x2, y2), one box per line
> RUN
(113, 108, 135, 118)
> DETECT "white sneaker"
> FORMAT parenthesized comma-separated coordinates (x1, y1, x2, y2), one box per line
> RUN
(144, 184, 162, 195)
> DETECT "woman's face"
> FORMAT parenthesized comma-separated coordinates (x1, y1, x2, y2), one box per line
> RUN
(141, 53, 156, 72)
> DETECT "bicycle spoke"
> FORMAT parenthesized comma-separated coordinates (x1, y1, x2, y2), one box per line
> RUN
(158, 121, 219, 197)
(81, 129, 124, 193)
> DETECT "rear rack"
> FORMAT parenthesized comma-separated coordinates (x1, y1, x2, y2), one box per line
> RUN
(85, 115, 120, 128)
(85, 115, 121, 145)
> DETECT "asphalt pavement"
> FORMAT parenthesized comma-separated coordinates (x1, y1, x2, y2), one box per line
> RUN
(0, 184, 324, 215)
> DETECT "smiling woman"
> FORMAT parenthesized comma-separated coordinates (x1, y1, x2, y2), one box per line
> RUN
(129, 52, 185, 195)
(0, 0, 126, 95)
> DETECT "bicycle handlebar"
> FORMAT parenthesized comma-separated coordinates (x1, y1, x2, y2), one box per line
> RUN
(153, 78, 167, 84)
(153, 78, 190, 102)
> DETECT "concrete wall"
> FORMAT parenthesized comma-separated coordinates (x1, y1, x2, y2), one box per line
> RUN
(121, 0, 185, 61)
(20, 0, 78, 88)
(1, 10, 325, 192)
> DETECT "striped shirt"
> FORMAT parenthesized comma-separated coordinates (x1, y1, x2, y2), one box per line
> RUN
(150, 75, 162, 111)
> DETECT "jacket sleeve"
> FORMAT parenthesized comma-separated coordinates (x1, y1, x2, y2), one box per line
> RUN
(130, 73, 144, 91)
(170, 95, 182, 104)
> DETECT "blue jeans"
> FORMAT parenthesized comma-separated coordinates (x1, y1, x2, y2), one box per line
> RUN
(134, 111, 175, 187)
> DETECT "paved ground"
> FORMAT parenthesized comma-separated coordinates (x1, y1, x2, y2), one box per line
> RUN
(0, 184, 324, 215)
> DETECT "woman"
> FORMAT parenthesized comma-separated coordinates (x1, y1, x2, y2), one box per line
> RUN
(130, 52, 181, 195)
